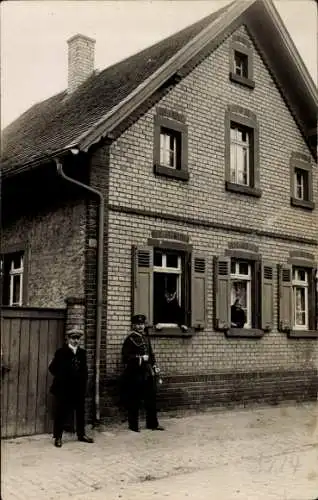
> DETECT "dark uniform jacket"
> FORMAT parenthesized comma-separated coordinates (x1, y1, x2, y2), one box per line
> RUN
(49, 344, 88, 400)
(122, 330, 156, 374)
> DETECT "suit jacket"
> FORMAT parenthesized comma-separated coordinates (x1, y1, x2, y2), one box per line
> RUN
(49, 344, 88, 399)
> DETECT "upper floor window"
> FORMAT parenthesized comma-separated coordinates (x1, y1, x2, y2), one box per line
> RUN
(225, 106, 261, 198)
(1, 251, 24, 306)
(234, 51, 248, 78)
(154, 111, 189, 181)
(290, 154, 314, 210)
(230, 124, 252, 186)
(160, 128, 181, 170)
(229, 39, 255, 89)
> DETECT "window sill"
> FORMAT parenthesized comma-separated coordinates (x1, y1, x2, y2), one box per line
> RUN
(229, 72, 255, 89)
(226, 328, 264, 338)
(290, 197, 315, 210)
(154, 164, 189, 181)
(148, 325, 193, 337)
(288, 329, 318, 339)
(225, 181, 262, 198)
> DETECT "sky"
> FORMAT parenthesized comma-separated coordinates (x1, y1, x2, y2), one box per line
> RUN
(1, 0, 317, 129)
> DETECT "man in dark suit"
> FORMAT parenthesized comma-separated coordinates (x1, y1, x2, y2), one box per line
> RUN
(231, 299, 247, 328)
(49, 328, 94, 447)
(121, 314, 164, 433)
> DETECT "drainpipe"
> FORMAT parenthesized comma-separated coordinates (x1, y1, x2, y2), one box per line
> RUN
(55, 156, 104, 425)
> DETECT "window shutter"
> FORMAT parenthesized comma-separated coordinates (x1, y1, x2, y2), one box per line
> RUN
(309, 266, 317, 331)
(213, 256, 230, 331)
(261, 262, 274, 331)
(131, 246, 153, 325)
(278, 264, 292, 332)
(191, 255, 207, 329)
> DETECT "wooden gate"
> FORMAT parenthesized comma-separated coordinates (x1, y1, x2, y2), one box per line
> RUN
(1, 307, 65, 438)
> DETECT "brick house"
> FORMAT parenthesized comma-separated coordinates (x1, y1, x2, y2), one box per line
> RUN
(1, 0, 317, 426)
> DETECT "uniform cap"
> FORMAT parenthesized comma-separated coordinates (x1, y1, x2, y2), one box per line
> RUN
(132, 314, 146, 324)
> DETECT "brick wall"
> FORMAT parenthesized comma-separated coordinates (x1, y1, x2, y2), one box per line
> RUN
(89, 25, 317, 414)
(1, 200, 86, 308)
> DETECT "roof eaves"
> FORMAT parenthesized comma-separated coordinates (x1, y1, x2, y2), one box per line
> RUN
(72, 0, 256, 152)
(262, 0, 318, 107)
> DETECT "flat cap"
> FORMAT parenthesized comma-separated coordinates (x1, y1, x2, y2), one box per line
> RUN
(66, 328, 84, 336)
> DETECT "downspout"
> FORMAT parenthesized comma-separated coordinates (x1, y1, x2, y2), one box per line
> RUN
(55, 156, 104, 425)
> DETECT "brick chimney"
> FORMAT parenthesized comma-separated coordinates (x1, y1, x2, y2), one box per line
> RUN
(67, 34, 96, 93)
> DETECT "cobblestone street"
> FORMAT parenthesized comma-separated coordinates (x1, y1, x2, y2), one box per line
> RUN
(2, 403, 318, 500)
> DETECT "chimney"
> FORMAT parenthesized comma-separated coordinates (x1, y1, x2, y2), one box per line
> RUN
(67, 34, 96, 93)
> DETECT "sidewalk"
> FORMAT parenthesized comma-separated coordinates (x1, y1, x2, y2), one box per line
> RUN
(1, 402, 318, 500)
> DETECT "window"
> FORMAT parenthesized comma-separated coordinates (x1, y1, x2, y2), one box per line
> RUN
(132, 245, 207, 334)
(154, 112, 189, 181)
(214, 255, 274, 337)
(225, 107, 261, 198)
(230, 260, 252, 328)
(294, 169, 307, 200)
(153, 250, 184, 327)
(160, 128, 181, 170)
(279, 263, 317, 337)
(292, 268, 308, 330)
(229, 40, 255, 89)
(1, 251, 24, 306)
(234, 51, 248, 78)
(230, 124, 251, 186)
(290, 155, 314, 210)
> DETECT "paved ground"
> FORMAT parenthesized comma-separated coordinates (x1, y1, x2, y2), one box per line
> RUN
(1, 403, 318, 500)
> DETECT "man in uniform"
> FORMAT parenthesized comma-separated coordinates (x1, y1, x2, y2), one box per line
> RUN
(121, 314, 164, 432)
(49, 328, 94, 447)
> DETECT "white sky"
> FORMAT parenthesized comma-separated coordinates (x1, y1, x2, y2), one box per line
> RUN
(1, 0, 317, 129)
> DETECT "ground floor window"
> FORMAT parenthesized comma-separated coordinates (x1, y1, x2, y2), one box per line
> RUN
(132, 245, 207, 332)
(1, 251, 24, 306)
(292, 267, 309, 330)
(230, 260, 252, 328)
(153, 249, 184, 327)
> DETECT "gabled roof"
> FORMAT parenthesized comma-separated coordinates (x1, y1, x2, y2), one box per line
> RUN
(2, 0, 317, 177)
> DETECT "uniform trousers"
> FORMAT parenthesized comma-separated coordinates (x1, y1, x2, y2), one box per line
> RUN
(126, 374, 159, 429)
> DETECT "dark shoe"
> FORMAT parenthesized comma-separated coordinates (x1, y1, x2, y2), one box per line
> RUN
(129, 425, 140, 432)
(151, 425, 165, 431)
(54, 438, 62, 447)
(78, 435, 94, 443)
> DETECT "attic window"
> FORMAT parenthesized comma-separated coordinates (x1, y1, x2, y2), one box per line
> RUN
(290, 155, 315, 210)
(230, 41, 255, 89)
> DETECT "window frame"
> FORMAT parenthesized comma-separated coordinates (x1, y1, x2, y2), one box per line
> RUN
(0, 246, 28, 307)
(286, 258, 318, 338)
(225, 108, 261, 198)
(214, 249, 270, 339)
(153, 114, 189, 181)
(230, 260, 252, 329)
(229, 40, 255, 90)
(292, 267, 309, 331)
(290, 156, 314, 210)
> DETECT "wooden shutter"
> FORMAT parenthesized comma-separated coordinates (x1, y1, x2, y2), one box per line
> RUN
(278, 264, 292, 332)
(191, 255, 207, 329)
(213, 256, 230, 331)
(309, 266, 317, 331)
(261, 262, 274, 331)
(131, 246, 153, 325)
